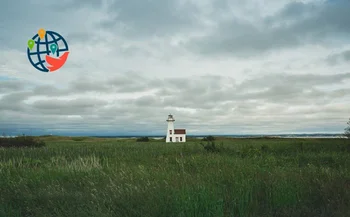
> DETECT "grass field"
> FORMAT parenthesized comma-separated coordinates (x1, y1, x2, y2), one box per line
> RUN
(0, 137, 349, 217)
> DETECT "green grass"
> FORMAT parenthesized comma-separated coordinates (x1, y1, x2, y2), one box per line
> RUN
(0, 137, 349, 217)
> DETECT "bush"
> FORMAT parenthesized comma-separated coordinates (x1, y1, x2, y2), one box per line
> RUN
(200, 141, 221, 152)
(40, 135, 54, 137)
(0, 136, 46, 148)
(71, 137, 87, 141)
(260, 144, 271, 153)
(202, 135, 215, 141)
(136, 137, 149, 142)
(240, 145, 261, 158)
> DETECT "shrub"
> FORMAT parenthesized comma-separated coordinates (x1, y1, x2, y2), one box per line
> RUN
(240, 145, 261, 157)
(40, 135, 54, 137)
(260, 144, 271, 153)
(297, 142, 304, 152)
(137, 137, 149, 142)
(202, 135, 215, 141)
(71, 137, 87, 141)
(0, 136, 45, 148)
(200, 141, 220, 152)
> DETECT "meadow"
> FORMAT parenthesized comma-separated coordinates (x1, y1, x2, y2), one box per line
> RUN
(0, 136, 349, 217)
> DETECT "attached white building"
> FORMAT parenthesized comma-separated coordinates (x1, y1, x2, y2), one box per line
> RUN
(166, 114, 186, 143)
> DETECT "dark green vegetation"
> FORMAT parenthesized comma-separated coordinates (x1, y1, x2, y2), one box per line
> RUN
(0, 137, 350, 217)
(136, 136, 150, 142)
(0, 136, 45, 148)
(202, 135, 216, 141)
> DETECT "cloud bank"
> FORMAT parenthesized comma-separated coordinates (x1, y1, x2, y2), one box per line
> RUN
(0, 0, 349, 135)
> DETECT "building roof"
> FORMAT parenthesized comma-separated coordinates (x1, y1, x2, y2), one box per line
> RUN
(174, 129, 186, 134)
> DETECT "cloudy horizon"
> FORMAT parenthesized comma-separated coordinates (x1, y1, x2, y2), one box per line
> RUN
(1, 0, 350, 136)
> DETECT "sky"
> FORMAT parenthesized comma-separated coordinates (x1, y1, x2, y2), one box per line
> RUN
(0, 0, 350, 136)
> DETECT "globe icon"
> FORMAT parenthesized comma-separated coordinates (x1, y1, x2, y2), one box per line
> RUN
(27, 30, 69, 72)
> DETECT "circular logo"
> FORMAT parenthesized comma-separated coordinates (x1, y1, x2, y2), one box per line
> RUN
(27, 29, 69, 73)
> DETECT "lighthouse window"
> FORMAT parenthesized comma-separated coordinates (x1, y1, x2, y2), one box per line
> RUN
(169, 130, 172, 134)
(170, 137, 172, 142)
(180, 137, 182, 141)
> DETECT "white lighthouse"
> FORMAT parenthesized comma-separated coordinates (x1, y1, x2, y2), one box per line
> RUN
(166, 114, 186, 143)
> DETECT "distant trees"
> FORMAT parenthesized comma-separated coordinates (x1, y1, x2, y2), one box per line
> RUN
(345, 118, 350, 139)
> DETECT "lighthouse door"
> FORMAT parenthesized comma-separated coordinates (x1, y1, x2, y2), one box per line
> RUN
(175, 137, 179, 142)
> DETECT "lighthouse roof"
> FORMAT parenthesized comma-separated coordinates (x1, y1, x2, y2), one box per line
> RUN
(166, 114, 175, 121)
(174, 129, 186, 134)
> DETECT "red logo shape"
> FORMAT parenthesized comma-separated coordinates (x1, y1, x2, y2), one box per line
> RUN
(45, 52, 69, 72)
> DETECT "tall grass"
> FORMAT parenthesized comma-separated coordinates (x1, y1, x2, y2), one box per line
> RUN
(0, 138, 349, 217)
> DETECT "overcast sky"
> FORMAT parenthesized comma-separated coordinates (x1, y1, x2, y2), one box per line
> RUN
(0, 0, 349, 136)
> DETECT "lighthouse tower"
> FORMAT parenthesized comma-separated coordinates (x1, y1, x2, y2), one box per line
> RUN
(166, 114, 186, 143)
(166, 114, 175, 142)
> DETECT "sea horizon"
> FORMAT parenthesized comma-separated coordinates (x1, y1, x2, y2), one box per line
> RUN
(90, 133, 346, 139)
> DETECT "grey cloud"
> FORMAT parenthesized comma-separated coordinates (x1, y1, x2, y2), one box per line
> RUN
(0, 1, 71, 50)
(0, 80, 26, 92)
(187, 21, 301, 57)
(58, 0, 200, 38)
(156, 75, 236, 96)
(329, 88, 350, 98)
(2, 0, 350, 135)
(103, 0, 200, 37)
(242, 86, 325, 104)
(32, 98, 108, 109)
(238, 73, 350, 90)
(265, 2, 321, 24)
(155, 72, 350, 109)
(30, 98, 109, 115)
(52, 0, 101, 12)
(186, 1, 350, 57)
(133, 95, 159, 107)
(1, 72, 349, 115)
(32, 85, 69, 96)
(326, 50, 350, 65)
(70, 79, 110, 93)
(0, 91, 32, 112)
(64, 32, 95, 44)
(41, 73, 152, 95)
(108, 82, 148, 94)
